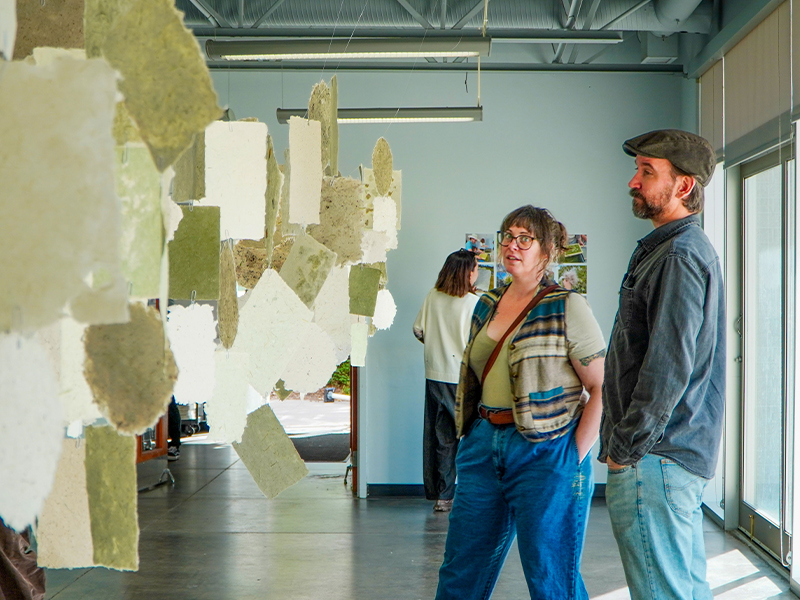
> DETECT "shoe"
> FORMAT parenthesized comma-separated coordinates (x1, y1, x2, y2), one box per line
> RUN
(167, 446, 180, 461)
(433, 499, 453, 512)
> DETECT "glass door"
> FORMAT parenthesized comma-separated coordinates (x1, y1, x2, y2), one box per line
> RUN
(740, 148, 795, 565)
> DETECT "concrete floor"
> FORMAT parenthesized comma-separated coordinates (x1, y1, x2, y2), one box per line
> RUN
(44, 444, 796, 599)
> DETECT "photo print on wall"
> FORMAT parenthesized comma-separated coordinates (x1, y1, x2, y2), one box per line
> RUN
(465, 233, 496, 291)
(491, 232, 588, 295)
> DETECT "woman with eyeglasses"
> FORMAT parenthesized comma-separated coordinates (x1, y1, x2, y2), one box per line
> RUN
(413, 249, 480, 513)
(435, 206, 606, 600)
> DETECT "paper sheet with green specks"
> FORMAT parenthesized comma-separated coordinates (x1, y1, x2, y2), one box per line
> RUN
(85, 425, 138, 571)
(233, 405, 308, 499)
(168, 206, 221, 300)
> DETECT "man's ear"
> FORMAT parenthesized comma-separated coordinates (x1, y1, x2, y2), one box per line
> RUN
(675, 175, 696, 200)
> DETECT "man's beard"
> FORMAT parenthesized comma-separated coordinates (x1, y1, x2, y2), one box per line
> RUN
(630, 187, 670, 220)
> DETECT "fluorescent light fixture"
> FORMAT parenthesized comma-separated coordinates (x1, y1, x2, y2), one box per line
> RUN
(206, 37, 491, 61)
(277, 107, 483, 124)
(493, 31, 624, 44)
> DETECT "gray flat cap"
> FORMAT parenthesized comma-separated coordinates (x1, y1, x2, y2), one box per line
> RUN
(623, 129, 716, 187)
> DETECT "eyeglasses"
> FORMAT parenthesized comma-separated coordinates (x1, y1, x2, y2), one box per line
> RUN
(498, 231, 536, 250)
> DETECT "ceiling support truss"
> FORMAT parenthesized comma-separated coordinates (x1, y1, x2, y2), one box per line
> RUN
(251, 0, 286, 28)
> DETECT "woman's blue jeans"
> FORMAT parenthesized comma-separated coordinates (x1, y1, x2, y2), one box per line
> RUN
(435, 418, 594, 600)
(605, 454, 712, 600)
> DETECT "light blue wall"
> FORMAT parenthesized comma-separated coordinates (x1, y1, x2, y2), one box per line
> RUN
(210, 69, 685, 486)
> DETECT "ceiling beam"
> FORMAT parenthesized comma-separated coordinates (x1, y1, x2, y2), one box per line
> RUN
(238, 0, 245, 28)
(569, 0, 602, 63)
(194, 27, 621, 41)
(553, 0, 584, 63)
(440, 0, 447, 29)
(452, 0, 487, 30)
(583, 0, 603, 29)
(208, 60, 681, 73)
(600, 0, 652, 30)
(251, 0, 286, 28)
(394, 0, 434, 29)
(187, 0, 231, 28)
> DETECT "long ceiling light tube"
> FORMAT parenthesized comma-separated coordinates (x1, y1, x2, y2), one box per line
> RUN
(206, 37, 491, 61)
(276, 107, 483, 124)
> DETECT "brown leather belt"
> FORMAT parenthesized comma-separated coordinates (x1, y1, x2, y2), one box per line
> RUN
(478, 405, 515, 425)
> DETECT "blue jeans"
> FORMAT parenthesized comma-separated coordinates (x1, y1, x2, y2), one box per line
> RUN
(605, 454, 712, 600)
(436, 419, 593, 600)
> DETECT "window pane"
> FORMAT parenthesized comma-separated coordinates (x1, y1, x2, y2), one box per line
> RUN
(742, 163, 784, 525)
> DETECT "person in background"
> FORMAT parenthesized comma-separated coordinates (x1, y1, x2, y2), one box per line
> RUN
(559, 268, 579, 290)
(465, 234, 480, 254)
(167, 396, 181, 461)
(601, 129, 724, 599)
(436, 206, 606, 600)
(413, 249, 480, 512)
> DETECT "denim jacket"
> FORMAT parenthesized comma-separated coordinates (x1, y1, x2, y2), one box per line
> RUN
(599, 215, 725, 479)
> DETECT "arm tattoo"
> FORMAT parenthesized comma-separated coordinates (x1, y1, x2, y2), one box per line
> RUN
(579, 349, 606, 367)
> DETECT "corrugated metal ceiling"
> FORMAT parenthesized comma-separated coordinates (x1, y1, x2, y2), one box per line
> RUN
(177, 0, 711, 33)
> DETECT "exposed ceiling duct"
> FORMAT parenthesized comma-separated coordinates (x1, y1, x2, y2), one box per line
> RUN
(177, 0, 714, 72)
(178, 0, 713, 34)
(654, 0, 705, 28)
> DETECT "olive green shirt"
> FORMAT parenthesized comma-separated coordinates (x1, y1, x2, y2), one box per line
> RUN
(469, 294, 605, 409)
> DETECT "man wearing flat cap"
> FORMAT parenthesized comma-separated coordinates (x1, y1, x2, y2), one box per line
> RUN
(600, 129, 725, 599)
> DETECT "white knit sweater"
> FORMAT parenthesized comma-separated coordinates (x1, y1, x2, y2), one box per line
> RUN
(413, 289, 480, 384)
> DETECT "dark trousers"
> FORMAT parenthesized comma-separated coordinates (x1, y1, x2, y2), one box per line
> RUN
(168, 397, 181, 449)
(423, 380, 459, 501)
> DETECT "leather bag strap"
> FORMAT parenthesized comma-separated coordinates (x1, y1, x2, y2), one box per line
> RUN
(481, 285, 559, 386)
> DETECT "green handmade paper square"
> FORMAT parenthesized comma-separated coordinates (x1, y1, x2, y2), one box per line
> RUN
(233, 405, 308, 499)
(85, 425, 139, 571)
(349, 265, 381, 317)
(168, 206, 220, 300)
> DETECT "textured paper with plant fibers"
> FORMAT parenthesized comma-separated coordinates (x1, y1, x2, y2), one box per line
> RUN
(308, 177, 366, 266)
(312, 266, 351, 365)
(0, 335, 63, 531)
(372, 138, 393, 196)
(84, 303, 178, 435)
(362, 167, 402, 230)
(85, 425, 139, 571)
(172, 132, 205, 202)
(372, 289, 397, 330)
(101, 0, 221, 171)
(329, 75, 339, 175)
(288, 116, 322, 225)
(232, 270, 313, 396)
(233, 405, 308, 499)
(37, 440, 94, 568)
(233, 240, 269, 289)
(168, 206, 221, 300)
(207, 351, 249, 444)
(117, 144, 164, 299)
(204, 121, 268, 239)
(265, 136, 283, 259)
(279, 233, 336, 307)
(308, 80, 333, 173)
(349, 265, 382, 317)
(1, 0, 15, 59)
(59, 318, 103, 426)
(219, 240, 240, 348)
(281, 324, 338, 395)
(167, 304, 217, 405)
(14, 0, 83, 59)
(350, 322, 369, 367)
(0, 58, 121, 332)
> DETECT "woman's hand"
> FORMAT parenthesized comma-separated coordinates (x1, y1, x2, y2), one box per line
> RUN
(570, 353, 605, 462)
